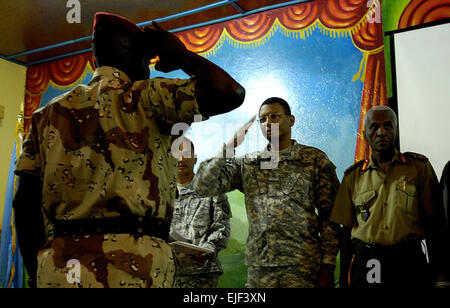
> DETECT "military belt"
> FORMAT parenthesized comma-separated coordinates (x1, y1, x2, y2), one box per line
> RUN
(351, 238, 423, 258)
(53, 216, 169, 242)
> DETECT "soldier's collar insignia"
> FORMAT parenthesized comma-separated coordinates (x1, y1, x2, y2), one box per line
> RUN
(344, 160, 365, 176)
(360, 159, 370, 173)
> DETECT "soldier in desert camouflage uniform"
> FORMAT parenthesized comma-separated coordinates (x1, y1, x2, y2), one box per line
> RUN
(170, 138, 231, 288)
(192, 97, 340, 288)
(13, 12, 244, 288)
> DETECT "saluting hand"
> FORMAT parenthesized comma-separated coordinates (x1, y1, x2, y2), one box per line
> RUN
(226, 115, 256, 150)
(144, 21, 188, 72)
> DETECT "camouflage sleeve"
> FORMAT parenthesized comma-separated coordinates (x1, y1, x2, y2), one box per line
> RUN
(192, 144, 243, 197)
(315, 157, 340, 267)
(201, 194, 232, 253)
(142, 77, 208, 126)
(15, 120, 42, 177)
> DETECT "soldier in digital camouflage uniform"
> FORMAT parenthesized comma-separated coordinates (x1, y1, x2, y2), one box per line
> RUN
(13, 12, 244, 288)
(192, 97, 340, 288)
(170, 138, 231, 288)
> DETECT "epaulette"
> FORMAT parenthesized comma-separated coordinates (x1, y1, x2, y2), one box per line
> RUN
(344, 160, 366, 176)
(397, 152, 408, 164)
(403, 152, 429, 163)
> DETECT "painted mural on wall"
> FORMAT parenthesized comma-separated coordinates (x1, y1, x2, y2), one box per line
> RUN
(397, 0, 450, 29)
(382, 0, 450, 98)
(21, 0, 388, 287)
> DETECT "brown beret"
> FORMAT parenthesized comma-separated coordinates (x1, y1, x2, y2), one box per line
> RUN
(93, 12, 143, 36)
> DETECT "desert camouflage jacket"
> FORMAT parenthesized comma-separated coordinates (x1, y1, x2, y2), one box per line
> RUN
(15, 66, 205, 287)
(15, 66, 204, 223)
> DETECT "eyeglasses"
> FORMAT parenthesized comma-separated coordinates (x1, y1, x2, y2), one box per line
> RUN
(257, 113, 286, 124)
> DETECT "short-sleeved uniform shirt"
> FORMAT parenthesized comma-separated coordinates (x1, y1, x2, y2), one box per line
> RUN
(15, 66, 205, 288)
(330, 151, 438, 245)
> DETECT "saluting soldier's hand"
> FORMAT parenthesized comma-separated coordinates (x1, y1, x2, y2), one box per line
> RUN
(226, 115, 256, 151)
(144, 21, 188, 72)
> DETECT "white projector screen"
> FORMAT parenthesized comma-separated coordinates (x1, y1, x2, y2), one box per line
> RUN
(394, 21, 450, 179)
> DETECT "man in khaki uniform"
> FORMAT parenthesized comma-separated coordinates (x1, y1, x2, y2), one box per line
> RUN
(12, 12, 244, 288)
(331, 106, 449, 288)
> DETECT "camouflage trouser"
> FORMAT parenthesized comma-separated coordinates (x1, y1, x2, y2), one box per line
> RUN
(175, 273, 220, 288)
(36, 234, 176, 288)
(247, 264, 320, 288)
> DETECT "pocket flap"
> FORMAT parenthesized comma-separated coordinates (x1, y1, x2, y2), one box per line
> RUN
(352, 190, 376, 206)
(283, 174, 301, 193)
(396, 182, 417, 197)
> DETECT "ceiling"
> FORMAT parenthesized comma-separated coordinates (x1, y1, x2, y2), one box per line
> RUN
(0, 0, 309, 66)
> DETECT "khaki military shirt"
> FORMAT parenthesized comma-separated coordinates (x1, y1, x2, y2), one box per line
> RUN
(170, 180, 231, 275)
(15, 66, 205, 288)
(192, 140, 340, 268)
(330, 151, 439, 246)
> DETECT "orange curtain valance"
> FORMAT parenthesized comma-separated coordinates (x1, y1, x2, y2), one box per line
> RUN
(399, 0, 450, 29)
(24, 0, 387, 161)
(177, 0, 383, 53)
(24, 53, 95, 129)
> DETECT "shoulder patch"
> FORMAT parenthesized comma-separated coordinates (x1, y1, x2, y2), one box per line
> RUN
(403, 152, 428, 163)
(344, 160, 365, 176)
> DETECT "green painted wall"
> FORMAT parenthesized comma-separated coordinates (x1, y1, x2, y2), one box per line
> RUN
(383, 0, 412, 98)
(218, 190, 248, 288)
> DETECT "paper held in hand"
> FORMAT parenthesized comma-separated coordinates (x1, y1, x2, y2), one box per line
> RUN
(169, 241, 214, 254)
(169, 230, 191, 243)
(168, 230, 214, 254)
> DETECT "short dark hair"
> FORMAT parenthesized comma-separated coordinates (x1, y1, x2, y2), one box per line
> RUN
(259, 97, 291, 115)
